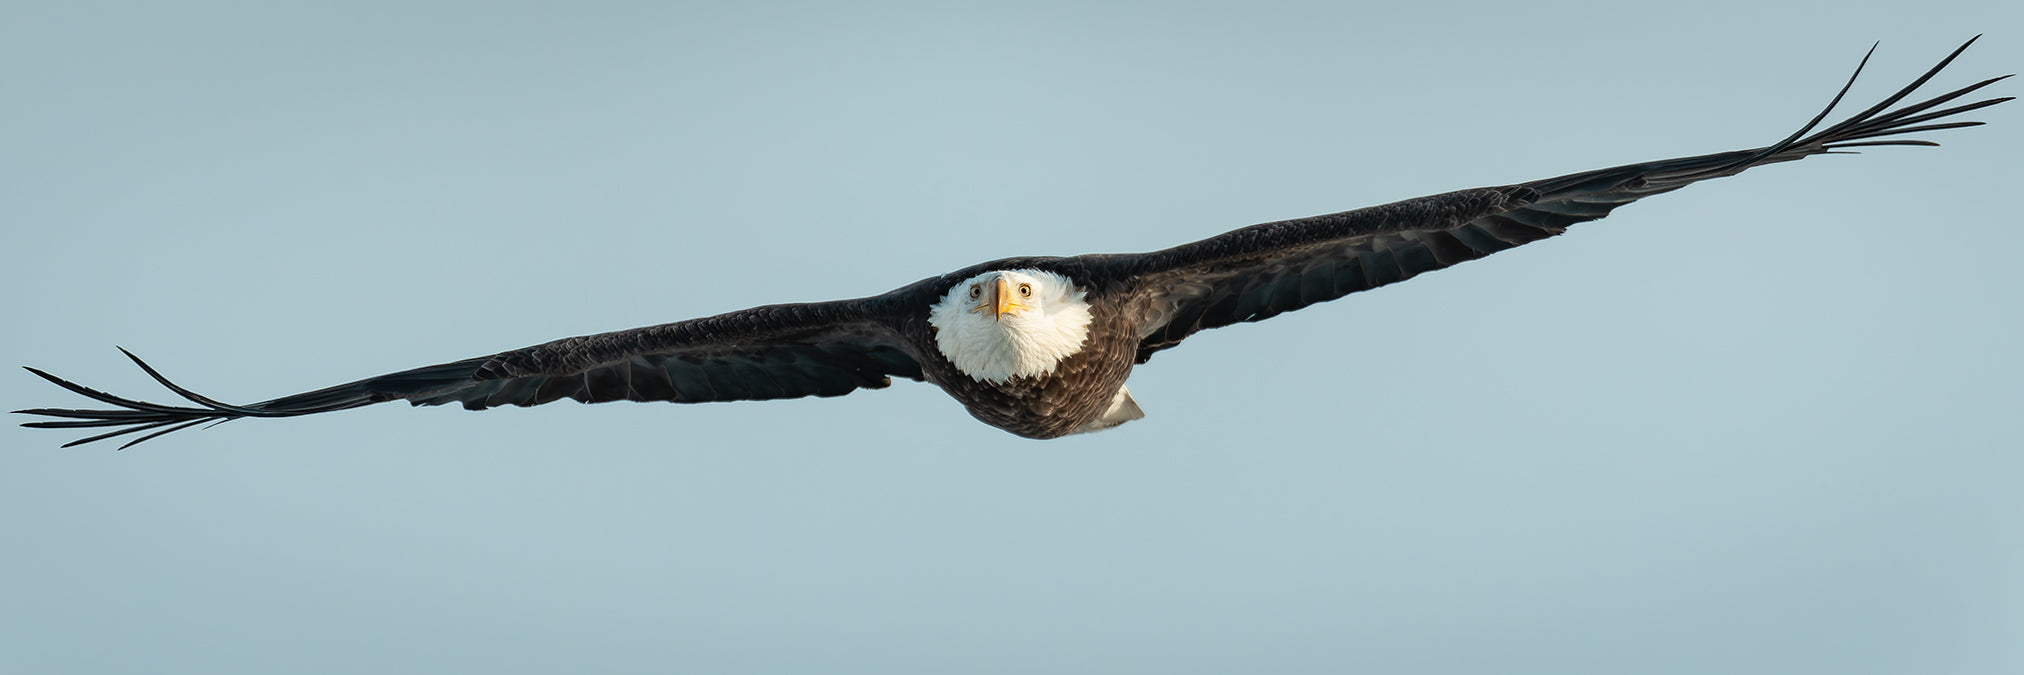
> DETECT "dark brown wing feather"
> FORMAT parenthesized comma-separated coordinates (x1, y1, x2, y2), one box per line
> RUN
(17, 299, 924, 448)
(1106, 38, 2010, 362)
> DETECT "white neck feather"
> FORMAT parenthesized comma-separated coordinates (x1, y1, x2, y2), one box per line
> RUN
(927, 269, 1093, 384)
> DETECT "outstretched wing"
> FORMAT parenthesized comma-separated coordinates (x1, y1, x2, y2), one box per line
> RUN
(17, 298, 925, 448)
(1106, 38, 2010, 362)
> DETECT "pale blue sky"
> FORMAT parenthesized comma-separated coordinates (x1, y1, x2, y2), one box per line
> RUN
(3, 2, 2019, 673)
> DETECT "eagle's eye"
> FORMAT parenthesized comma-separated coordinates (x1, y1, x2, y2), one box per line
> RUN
(968, 285, 981, 299)
(1017, 283, 1032, 298)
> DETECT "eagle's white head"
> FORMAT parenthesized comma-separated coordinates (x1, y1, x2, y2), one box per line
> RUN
(927, 268, 1093, 384)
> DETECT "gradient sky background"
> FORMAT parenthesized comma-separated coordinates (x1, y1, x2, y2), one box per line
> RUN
(3, 2, 2019, 673)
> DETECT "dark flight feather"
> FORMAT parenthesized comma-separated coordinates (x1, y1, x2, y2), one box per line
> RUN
(19, 303, 925, 448)
(1119, 38, 2010, 362)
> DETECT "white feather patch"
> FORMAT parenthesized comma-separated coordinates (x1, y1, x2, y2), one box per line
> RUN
(1070, 385, 1144, 434)
(927, 269, 1093, 383)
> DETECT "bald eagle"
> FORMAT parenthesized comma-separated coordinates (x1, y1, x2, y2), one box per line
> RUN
(18, 39, 2012, 448)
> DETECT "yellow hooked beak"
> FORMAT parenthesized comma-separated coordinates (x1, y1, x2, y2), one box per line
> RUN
(972, 276, 1029, 321)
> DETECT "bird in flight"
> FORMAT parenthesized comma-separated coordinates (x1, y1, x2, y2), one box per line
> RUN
(18, 38, 2012, 448)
